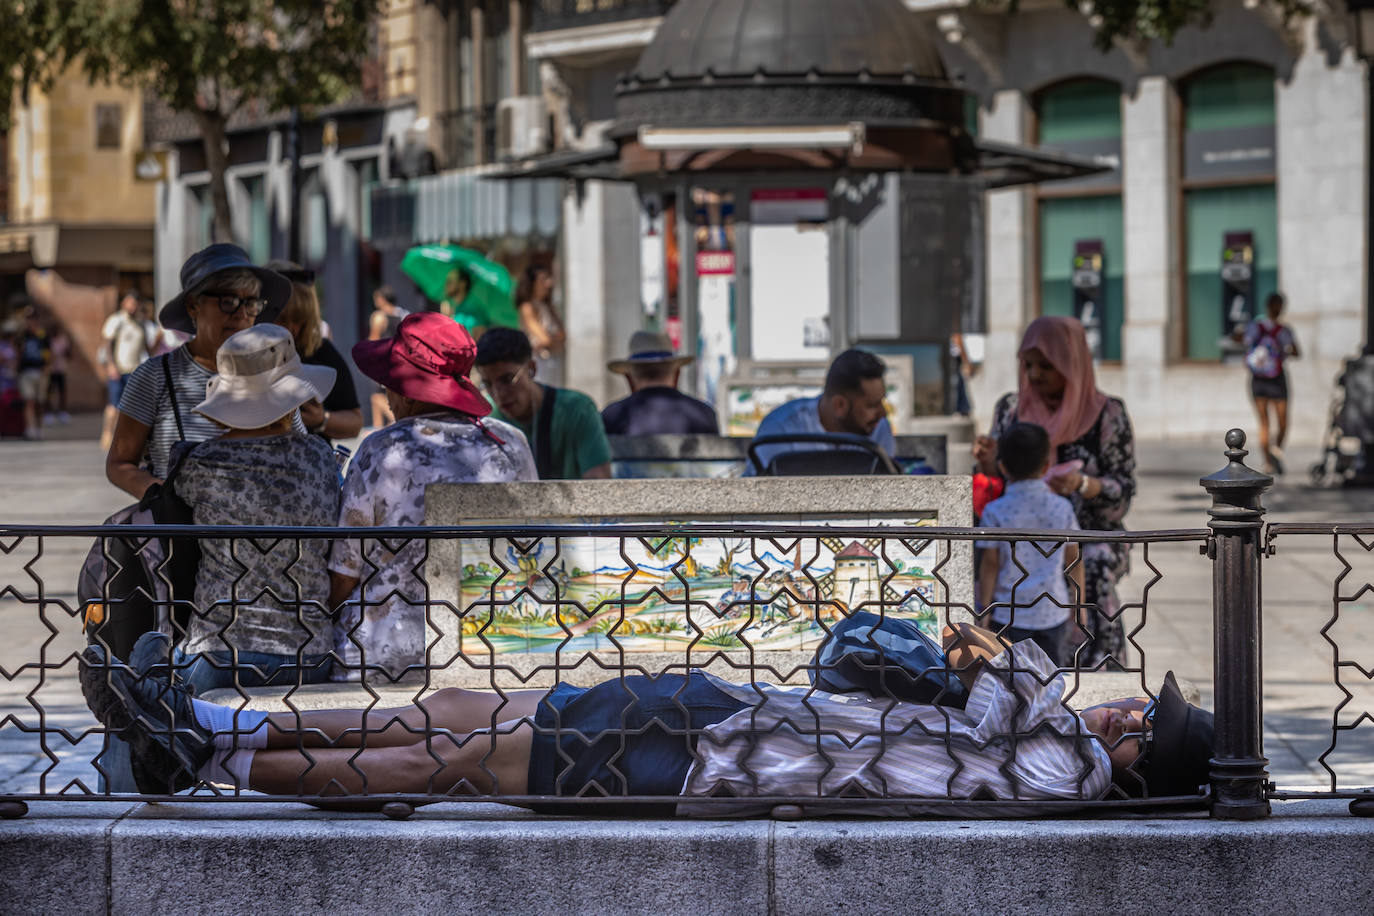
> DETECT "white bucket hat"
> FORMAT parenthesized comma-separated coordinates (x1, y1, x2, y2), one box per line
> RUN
(194, 325, 336, 430)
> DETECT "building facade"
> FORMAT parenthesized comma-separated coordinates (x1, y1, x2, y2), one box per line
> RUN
(913, 0, 1366, 445)
(3, 74, 159, 411)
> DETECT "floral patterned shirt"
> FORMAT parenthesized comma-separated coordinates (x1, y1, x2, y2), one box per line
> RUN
(174, 433, 341, 657)
(328, 413, 537, 680)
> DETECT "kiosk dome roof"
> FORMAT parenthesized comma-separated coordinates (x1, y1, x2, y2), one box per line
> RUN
(628, 0, 948, 83)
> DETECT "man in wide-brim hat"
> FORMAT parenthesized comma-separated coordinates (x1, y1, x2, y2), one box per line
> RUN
(601, 329, 719, 436)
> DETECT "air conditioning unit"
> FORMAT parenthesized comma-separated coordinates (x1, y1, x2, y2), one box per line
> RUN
(496, 96, 550, 161)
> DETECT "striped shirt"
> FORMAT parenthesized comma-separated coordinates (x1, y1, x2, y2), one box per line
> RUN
(118, 345, 306, 479)
(680, 639, 1112, 816)
(117, 347, 223, 478)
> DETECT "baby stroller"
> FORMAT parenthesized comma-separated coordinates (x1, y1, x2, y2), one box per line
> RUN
(1309, 355, 1374, 486)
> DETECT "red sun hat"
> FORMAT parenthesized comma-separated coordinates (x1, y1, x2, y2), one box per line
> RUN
(351, 312, 491, 417)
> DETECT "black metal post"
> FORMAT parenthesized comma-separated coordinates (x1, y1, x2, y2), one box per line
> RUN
(1201, 428, 1272, 819)
(285, 107, 302, 264)
(1366, 57, 1374, 355)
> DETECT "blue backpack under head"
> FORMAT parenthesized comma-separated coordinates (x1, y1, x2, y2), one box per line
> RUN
(810, 611, 969, 708)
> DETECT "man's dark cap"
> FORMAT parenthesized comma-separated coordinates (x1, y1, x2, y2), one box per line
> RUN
(1143, 671, 1214, 798)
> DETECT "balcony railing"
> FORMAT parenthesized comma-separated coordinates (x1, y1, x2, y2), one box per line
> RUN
(530, 0, 676, 32)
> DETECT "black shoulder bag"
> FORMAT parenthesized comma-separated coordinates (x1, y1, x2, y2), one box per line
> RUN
(141, 355, 201, 634)
(534, 384, 558, 479)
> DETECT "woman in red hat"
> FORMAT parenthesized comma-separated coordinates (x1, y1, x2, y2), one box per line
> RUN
(327, 312, 536, 681)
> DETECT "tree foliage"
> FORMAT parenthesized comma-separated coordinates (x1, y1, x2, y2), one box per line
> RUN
(2, 0, 381, 240)
(982, 0, 1312, 51)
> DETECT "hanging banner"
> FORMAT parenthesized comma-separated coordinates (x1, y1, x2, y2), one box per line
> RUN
(1072, 239, 1104, 361)
(1220, 231, 1255, 362)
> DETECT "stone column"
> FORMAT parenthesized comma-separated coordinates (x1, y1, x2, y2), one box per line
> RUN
(1275, 23, 1365, 446)
(968, 90, 1032, 432)
(562, 181, 641, 405)
(1120, 75, 1175, 432)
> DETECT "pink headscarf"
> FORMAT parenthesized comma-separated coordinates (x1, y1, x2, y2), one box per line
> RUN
(1015, 316, 1109, 448)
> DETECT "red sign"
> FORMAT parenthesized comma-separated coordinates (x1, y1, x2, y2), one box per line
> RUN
(696, 251, 735, 276)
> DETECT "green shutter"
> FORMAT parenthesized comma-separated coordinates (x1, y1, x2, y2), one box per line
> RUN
(1037, 80, 1122, 145)
(964, 94, 980, 138)
(1184, 64, 1275, 132)
(1039, 195, 1125, 361)
(1184, 184, 1278, 360)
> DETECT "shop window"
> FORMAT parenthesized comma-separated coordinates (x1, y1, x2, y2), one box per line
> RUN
(1034, 79, 1124, 361)
(1181, 63, 1277, 360)
(1039, 196, 1125, 362)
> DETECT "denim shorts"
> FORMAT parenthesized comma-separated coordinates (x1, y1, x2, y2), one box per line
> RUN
(106, 374, 130, 407)
(526, 672, 748, 811)
(173, 647, 333, 694)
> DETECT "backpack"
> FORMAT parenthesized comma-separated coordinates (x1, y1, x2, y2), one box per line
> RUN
(1246, 323, 1283, 379)
(810, 610, 969, 708)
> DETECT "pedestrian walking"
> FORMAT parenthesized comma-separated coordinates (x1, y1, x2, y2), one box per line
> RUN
(1241, 292, 1299, 474)
(17, 306, 51, 440)
(99, 291, 154, 449)
(972, 316, 1136, 668)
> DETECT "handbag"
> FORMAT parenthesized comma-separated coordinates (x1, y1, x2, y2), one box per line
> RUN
(80, 356, 201, 657)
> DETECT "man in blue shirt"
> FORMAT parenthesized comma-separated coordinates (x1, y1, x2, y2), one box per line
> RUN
(745, 348, 895, 475)
(602, 330, 718, 436)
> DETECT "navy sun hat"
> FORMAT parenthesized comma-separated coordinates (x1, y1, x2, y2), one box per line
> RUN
(159, 243, 292, 334)
(1142, 671, 1215, 798)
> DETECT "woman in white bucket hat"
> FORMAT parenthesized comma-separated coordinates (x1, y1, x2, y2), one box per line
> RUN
(168, 324, 344, 694)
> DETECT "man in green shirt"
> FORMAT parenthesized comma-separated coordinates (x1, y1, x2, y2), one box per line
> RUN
(475, 327, 612, 480)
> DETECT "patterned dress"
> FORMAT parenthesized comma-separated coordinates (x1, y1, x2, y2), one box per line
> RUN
(988, 393, 1137, 665)
(174, 433, 341, 658)
(328, 412, 537, 680)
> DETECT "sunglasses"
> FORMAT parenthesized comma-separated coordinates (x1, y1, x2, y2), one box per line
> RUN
(200, 292, 269, 317)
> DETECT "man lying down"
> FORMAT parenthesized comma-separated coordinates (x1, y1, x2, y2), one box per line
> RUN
(79, 621, 1214, 815)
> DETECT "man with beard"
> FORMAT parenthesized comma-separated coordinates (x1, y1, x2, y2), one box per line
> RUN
(744, 348, 895, 476)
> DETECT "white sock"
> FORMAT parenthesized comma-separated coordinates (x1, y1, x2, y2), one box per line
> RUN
(198, 747, 256, 789)
(191, 698, 271, 750)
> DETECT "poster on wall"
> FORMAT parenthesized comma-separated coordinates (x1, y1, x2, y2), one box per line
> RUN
(696, 250, 737, 407)
(749, 189, 830, 363)
(1072, 239, 1104, 361)
(640, 201, 665, 319)
(1219, 231, 1254, 363)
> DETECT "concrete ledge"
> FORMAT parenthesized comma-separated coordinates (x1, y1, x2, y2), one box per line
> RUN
(2, 800, 1372, 915)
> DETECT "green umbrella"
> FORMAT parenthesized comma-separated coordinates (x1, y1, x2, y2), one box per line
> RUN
(400, 243, 520, 334)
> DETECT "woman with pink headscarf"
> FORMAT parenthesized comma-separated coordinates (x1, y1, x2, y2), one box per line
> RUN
(972, 316, 1137, 666)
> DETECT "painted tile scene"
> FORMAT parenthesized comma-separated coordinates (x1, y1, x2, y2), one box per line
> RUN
(454, 517, 942, 655)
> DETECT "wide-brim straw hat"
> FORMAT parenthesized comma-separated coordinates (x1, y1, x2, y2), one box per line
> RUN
(607, 329, 694, 375)
(193, 325, 335, 429)
(351, 311, 490, 417)
(160, 243, 292, 335)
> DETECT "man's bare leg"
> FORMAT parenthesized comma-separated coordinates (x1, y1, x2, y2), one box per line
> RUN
(253, 687, 549, 750)
(247, 720, 535, 796)
(1253, 396, 1273, 469)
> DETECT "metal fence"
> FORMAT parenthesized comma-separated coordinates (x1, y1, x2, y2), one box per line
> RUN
(0, 428, 1347, 820)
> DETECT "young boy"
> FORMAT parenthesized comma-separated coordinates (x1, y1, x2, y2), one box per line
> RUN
(975, 422, 1085, 666)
